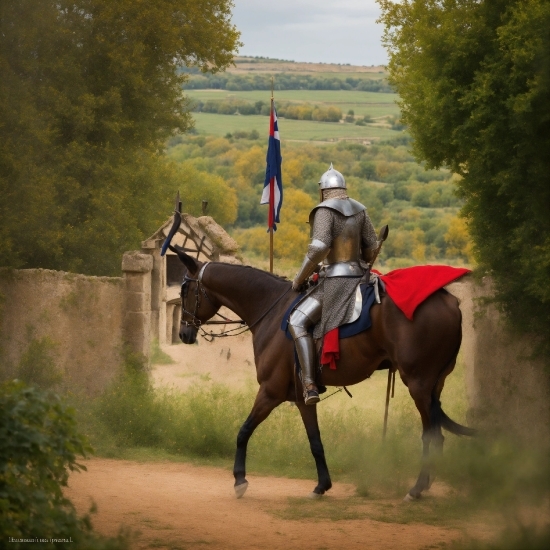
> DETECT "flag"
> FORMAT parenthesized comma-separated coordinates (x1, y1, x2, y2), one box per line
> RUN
(260, 102, 283, 230)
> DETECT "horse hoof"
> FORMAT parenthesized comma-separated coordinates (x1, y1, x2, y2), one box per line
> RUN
(235, 481, 249, 499)
(308, 491, 322, 500)
(403, 493, 417, 502)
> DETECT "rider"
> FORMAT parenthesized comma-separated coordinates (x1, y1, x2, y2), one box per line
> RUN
(289, 164, 378, 405)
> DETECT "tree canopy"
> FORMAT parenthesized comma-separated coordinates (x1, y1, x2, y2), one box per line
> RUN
(378, 0, 550, 346)
(0, 0, 240, 275)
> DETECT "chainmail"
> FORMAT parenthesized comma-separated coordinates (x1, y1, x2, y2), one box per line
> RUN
(322, 188, 349, 200)
(308, 277, 360, 339)
(302, 205, 378, 339)
(310, 207, 377, 250)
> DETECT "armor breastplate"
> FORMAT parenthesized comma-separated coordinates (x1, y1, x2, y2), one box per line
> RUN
(323, 215, 363, 277)
(309, 198, 365, 230)
(325, 215, 361, 264)
(308, 198, 367, 278)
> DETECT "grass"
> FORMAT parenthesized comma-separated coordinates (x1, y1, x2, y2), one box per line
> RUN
(273, 497, 370, 522)
(191, 113, 402, 141)
(186, 89, 398, 105)
(271, 493, 489, 528)
(67, 352, 549, 547)
(185, 88, 401, 141)
(151, 339, 175, 365)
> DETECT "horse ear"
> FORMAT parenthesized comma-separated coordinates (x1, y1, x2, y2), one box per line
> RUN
(169, 244, 199, 275)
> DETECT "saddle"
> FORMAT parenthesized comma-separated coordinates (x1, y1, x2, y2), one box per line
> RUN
(282, 277, 384, 388)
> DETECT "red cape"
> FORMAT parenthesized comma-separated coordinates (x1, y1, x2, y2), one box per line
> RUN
(321, 265, 470, 369)
(375, 265, 471, 320)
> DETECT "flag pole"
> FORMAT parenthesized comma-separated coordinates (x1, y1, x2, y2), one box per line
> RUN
(269, 76, 274, 273)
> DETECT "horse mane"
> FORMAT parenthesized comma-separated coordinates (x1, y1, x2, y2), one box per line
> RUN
(209, 262, 290, 283)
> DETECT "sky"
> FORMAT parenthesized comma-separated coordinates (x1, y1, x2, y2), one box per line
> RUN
(231, 0, 388, 66)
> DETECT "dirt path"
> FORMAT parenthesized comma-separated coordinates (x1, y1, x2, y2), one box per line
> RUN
(66, 458, 464, 550)
(152, 333, 255, 392)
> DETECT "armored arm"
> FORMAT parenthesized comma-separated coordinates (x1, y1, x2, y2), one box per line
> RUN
(292, 239, 330, 290)
(292, 209, 333, 291)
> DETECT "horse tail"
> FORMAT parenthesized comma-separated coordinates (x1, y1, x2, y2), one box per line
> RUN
(430, 338, 477, 437)
(430, 399, 477, 436)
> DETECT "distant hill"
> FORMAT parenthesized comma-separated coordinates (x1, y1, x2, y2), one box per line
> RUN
(182, 56, 387, 78)
(182, 56, 391, 93)
(228, 56, 387, 76)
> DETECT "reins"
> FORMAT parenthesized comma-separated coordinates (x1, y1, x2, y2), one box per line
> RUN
(180, 268, 292, 342)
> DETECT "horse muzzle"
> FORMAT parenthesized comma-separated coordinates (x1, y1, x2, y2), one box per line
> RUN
(180, 325, 198, 345)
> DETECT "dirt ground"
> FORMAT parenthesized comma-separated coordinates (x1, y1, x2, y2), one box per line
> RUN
(152, 333, 256, 392)
(66, 339, 489, 549)
(66, 458, 464, 550)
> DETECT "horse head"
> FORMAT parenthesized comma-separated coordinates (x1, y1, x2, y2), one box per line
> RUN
(169, 245, 221, 344)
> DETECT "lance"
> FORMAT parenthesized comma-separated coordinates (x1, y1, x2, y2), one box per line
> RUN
(369, 224, 389, 269)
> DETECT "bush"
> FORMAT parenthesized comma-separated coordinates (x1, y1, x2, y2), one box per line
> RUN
(0, 380, 127, 549)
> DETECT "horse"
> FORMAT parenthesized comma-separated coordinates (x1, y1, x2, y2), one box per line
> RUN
(170, 246, 475, 500)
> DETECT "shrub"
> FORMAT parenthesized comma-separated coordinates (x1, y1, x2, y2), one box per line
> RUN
(0, 380, 127, 549)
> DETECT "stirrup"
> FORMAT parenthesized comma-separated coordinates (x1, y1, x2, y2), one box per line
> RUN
(304, 387, 320, 405)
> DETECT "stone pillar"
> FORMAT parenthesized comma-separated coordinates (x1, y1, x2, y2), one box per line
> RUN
(122, 251, 153, 364)
(141, 239, 164, 344)
(172, 304, 182, 344)
(446, 278, 477, 407)
(165, 303, 175, 345)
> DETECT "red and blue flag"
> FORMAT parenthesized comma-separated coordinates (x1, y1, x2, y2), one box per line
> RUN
(260, 103, 283, 229)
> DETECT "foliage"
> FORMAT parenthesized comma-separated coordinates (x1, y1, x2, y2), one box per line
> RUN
(0, 380, 127, 549)
(15, 335, 61, 390)
(167, 161, 238, 226)
(187, 88, 400, 122)
(193, 99, 343, 122)
(150, 339, 175, 365)
(167, 135, 472, 268)
(451, 525, 550, 550)
(183, 71, 394, 93)
(0, 0, 240, 276)
(378, 0, 550, 350)
(95, 362, 247, 457)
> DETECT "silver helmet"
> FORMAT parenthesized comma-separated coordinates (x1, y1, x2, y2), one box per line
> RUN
(318, 163, 346, 190)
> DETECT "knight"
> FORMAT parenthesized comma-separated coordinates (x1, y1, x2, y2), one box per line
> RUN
(289, 164, 378, 405)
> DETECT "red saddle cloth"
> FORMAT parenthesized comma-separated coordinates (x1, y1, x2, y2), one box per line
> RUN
(321, 265, 471, 370)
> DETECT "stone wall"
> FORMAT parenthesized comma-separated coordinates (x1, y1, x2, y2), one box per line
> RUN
(0, 252, 154, 396)
(0, 268, 125, 395)
(447, 277, 550, 443)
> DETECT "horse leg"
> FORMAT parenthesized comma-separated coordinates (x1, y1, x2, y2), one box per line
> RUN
(233, 387, 283, 498)
(405, 380, 444, 500)
(296, 401, 332, 498)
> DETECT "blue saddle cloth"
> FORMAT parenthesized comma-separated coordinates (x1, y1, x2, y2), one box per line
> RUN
(281, 283, 377, 340)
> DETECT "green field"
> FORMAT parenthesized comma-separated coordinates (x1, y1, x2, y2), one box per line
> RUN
(186, 88, 402, 141)
(185, 89, 398, 105)
(191, 112, 402, 141)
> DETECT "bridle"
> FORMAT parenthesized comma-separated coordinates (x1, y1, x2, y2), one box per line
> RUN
(179, 263, 292, 341)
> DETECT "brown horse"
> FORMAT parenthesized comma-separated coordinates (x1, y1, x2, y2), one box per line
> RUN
(171, 247, 475, 500)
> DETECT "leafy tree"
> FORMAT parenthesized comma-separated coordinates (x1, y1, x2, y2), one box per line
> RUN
(169, 162, 238, 227)
(378, 0, 550, 346)
(0, 0, 240, 275)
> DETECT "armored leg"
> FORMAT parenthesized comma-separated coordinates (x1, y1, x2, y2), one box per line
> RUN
(288, 297, 322, 405)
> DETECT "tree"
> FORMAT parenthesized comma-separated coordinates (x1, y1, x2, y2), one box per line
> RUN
(0, 0, 240, 275)
(378, 0, 550, 348)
